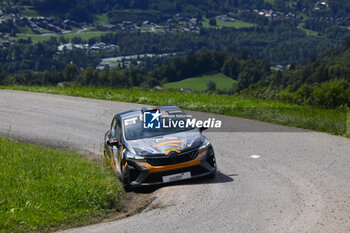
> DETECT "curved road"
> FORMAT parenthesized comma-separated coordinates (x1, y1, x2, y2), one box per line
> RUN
(1, 90, 350, 233)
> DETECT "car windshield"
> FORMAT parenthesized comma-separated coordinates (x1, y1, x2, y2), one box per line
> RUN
(123, 114, 195, 140)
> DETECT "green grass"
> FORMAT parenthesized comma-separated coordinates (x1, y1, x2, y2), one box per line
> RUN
(60, 32, 107, 41)
(16, 26, 33, 34)
(0, 138, 124, 233)
(1, 86, 348, 136)
(164, 73, 237, 91)
(138, 27, 152, 31)
(298, 23, 319, 37)
(264, 0, 275, 4)
(15, 34, 52, 43)
(202, 18, 256, 28)
(300, 27, 318, 36)
(94, 13, 109, 25)
(14, 32, 107, 43)
(20, 6, 39, 17)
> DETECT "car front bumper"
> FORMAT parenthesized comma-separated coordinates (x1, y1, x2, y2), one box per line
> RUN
(125, 147, 216, 187)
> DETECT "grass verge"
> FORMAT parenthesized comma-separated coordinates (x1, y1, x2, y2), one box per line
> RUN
(0, 86, 348, 136)
(164, 73, 237, 91)
(202, 18, 256, 28)
(0, 137, 124, 233)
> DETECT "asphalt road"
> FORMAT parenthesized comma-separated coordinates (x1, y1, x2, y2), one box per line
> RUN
(1, 90, 350, 233)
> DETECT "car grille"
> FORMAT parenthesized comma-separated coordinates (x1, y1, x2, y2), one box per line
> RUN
(146, 149, 198, 166)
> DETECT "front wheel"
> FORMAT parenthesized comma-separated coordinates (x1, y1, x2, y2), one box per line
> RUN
(121, 161, 133, 192)
(124, 184, 133, 192)
(207, 171, 216, 179)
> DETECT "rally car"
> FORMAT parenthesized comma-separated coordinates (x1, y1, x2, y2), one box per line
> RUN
(104, 105, 216, 189)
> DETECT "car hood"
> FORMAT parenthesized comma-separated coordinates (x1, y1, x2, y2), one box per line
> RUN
(126, 130, 204, 156)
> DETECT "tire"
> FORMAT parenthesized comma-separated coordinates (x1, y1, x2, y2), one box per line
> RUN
(207, 171, 216, 179)
(121, 162, 133, 192)
(124, 184, 133, 192)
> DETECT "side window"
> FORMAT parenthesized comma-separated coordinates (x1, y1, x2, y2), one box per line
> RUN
(116, 118, 122, 142)
(111, 118, 117, 137)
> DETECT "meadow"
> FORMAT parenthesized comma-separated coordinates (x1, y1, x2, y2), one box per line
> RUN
(0, 138, 124, 232)
(202, 18, 256, 28)
(15, 31, 107, 43)
(164, 73, 237, 91)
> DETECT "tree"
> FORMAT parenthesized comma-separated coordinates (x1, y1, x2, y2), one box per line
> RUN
(222, 55, 239, 78)
(71, 36, 82, 44)
(207, 81, 216, 91)
(10, 28, 17, 37)
(59, 36, 68, 44)
(81, 66, 96, 85)
(88, 37, 97, 45)
(209, 18, 217, 26)
(63, 63, 78, 82)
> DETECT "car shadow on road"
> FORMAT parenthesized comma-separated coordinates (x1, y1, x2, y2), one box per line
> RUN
(133, 171, 237, 194)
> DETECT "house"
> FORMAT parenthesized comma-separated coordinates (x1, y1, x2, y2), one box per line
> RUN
(189, 18, 198, 26)
(102, 24, 116, 31)
(215, 15, 235, 22)
(180, 88, 193, 93)
(122, 21, 133, 27)
(152, 86, 163, 91)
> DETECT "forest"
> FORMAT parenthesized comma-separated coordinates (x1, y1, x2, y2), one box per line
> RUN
(1, 43, 350, 109)
(2, 20, 350, 74)
(2, 0, 348, 23)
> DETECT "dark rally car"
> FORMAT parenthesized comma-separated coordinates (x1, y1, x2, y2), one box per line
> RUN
(104, 105, 216, 189)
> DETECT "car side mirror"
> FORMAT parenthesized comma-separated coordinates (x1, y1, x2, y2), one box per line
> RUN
(107, 138, 119, 146)
(199, 126, 208, 132)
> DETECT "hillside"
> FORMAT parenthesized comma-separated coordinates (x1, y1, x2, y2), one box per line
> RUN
(1, 0, 350, 73)
(0, 0, 350, 109)
(164, 73, 237, 91)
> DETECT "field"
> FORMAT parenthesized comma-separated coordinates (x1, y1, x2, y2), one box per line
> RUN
(1, 86, 348, 137)
(298, 23, 319, 37)
(164, 73, 237, 91)
(19, 6, 39, 17)
(94, 13, 109, 25)
(202, 18, 256, 28)
(0, 138, 124, 232)
(14, 31, 107, 43)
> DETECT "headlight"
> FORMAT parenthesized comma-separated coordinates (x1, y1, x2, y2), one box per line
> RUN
(125, 150, 145, 160)
(197, 138, 211, 159)
(125, 151, 151, 168)
(199, 138, 210, 150)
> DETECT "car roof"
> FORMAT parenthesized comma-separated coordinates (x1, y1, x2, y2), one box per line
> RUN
(115, 105, 182, 119)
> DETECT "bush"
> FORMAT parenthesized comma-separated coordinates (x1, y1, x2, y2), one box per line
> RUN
(209, 18, 217, 26)
(311, 79, 350, 108)
(206, 81, 216, 91)
(274, 79, 350, 108)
